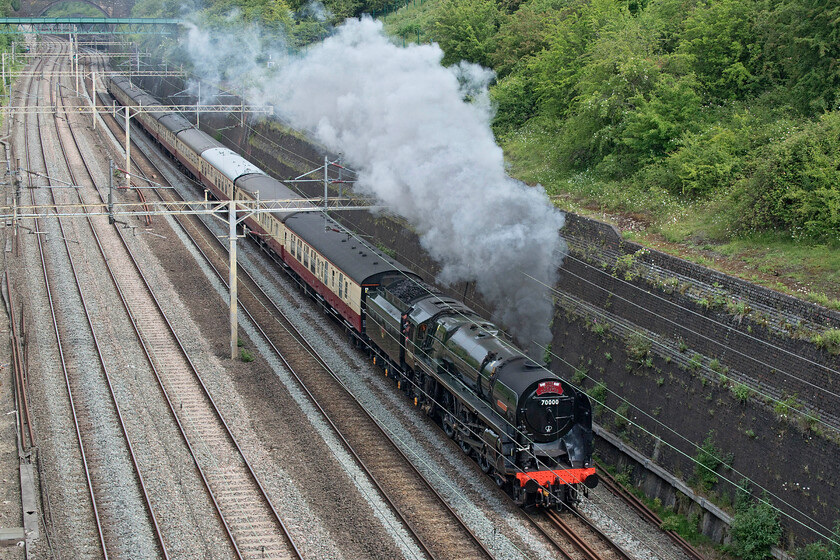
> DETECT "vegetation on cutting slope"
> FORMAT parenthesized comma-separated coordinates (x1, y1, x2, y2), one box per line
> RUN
(396, 0, 840, 303)
(130, 0, 840, 302)
(427, 0, 840, 243)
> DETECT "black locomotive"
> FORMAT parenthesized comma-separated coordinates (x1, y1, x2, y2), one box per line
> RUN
(366, 275, 597, 507)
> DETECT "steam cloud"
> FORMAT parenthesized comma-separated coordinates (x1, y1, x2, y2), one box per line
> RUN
(184, 17, 566, 350)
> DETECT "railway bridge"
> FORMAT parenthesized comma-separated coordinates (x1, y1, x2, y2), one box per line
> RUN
(12, 0, 135, 17)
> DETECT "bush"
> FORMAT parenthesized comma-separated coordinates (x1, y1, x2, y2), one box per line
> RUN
(795, 542, 838, 560)
(729, 496, 782, 560)
(814, 329, 840, 355)
(614, 402, 630, 430)
(693, 431, 729, 492)
(731, 383, 752, 403)
(774, 395, 801, 417)
(491, 73, 539, 133)
(731, 112, 840, 241)
(587, 382, 607, 405)
(665, 125, 742, 198)
(626, 331, 651, 362)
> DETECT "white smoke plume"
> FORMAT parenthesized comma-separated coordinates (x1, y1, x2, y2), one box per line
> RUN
(184, 17, 566, 350)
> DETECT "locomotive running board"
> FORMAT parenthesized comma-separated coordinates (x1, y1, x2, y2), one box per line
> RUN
(417, 361, 516, 443)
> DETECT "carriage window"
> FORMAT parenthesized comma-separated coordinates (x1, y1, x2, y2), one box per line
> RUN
(338, 273, 344, 298)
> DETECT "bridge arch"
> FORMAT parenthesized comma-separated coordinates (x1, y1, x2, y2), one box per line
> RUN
(13, 0, 135, 18)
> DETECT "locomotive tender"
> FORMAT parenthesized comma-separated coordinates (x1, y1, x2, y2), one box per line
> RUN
(106, 75, 597, 507)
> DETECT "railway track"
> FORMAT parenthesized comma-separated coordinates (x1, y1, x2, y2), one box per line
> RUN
(146, 159, 493, 560)
(596, 464, 707, 560)
(89, 73, 501, 557)
(21, 37, 163, 558)
(70, 43, 305, 560)
(546, 508, 632, 560)
(82, 43, 702, 560)
(16, 38, 305, 558)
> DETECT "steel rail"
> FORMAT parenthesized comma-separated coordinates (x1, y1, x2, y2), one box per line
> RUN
(50, 45, 175, 559)
(546, 509, 607, 560)
(111, 98, 494, 558)
(596, 462, 707, 560)
(79, 47, 304, 559)
(42, 38, 172, 558)
(6, 269, 35, 451)
(21, 37, 109, 558)
(549, 506, 633, 560)
(74, 46, 245, 559)
(522, 512, 575, 560)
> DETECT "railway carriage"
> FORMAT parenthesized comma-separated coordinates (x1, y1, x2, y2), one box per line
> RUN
(174, 129, 224, 183)
(280, 212, 416, 332)
(156, 113, 192, 158)
(104, 74, 597, 509)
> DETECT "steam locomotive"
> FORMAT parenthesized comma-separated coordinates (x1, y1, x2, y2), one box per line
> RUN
(106, 74, 597, 508)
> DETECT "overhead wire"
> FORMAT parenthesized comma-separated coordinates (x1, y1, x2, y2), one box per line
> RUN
(111, 56, 839, 547)
(548, 251, 840, 433)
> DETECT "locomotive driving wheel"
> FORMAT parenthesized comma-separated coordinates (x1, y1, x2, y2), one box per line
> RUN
(441, 394, 456, 439)
(478, 446, 493, 474)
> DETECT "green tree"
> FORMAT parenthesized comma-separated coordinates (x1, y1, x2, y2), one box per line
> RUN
(490, 72, 538, 132)
(546, 5, 702, 175)
(490, 0, 568, 77)
(678, 0, 761, 100)
(201, 0, 293, 29)
(621, 73, 701, 165)
(665, 125, 740, 197)
(761, 0, 840, 114)
(527, 0, 625, 121)
(433, 0, 501, 67)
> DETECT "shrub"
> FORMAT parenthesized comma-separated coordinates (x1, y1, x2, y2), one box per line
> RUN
(729, 496, 782, 560)
(814, 329, 840, 355)
(795, 542, 838, 560)
(587, 382, 607, 405)
(614, 402, 630, 430)
(693, 431, 728, 492)
(730, 112, 840, 241)
(240, 348, 255, 362)
(592, 321, 610, 336)
(666, 126, 742, 198)
(731, 383, 752, 404)
(774, 395, 801, 418)
(572, 367, 588, 385)
(660, 515, 681, 532)
(688, 353, 703, 371)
